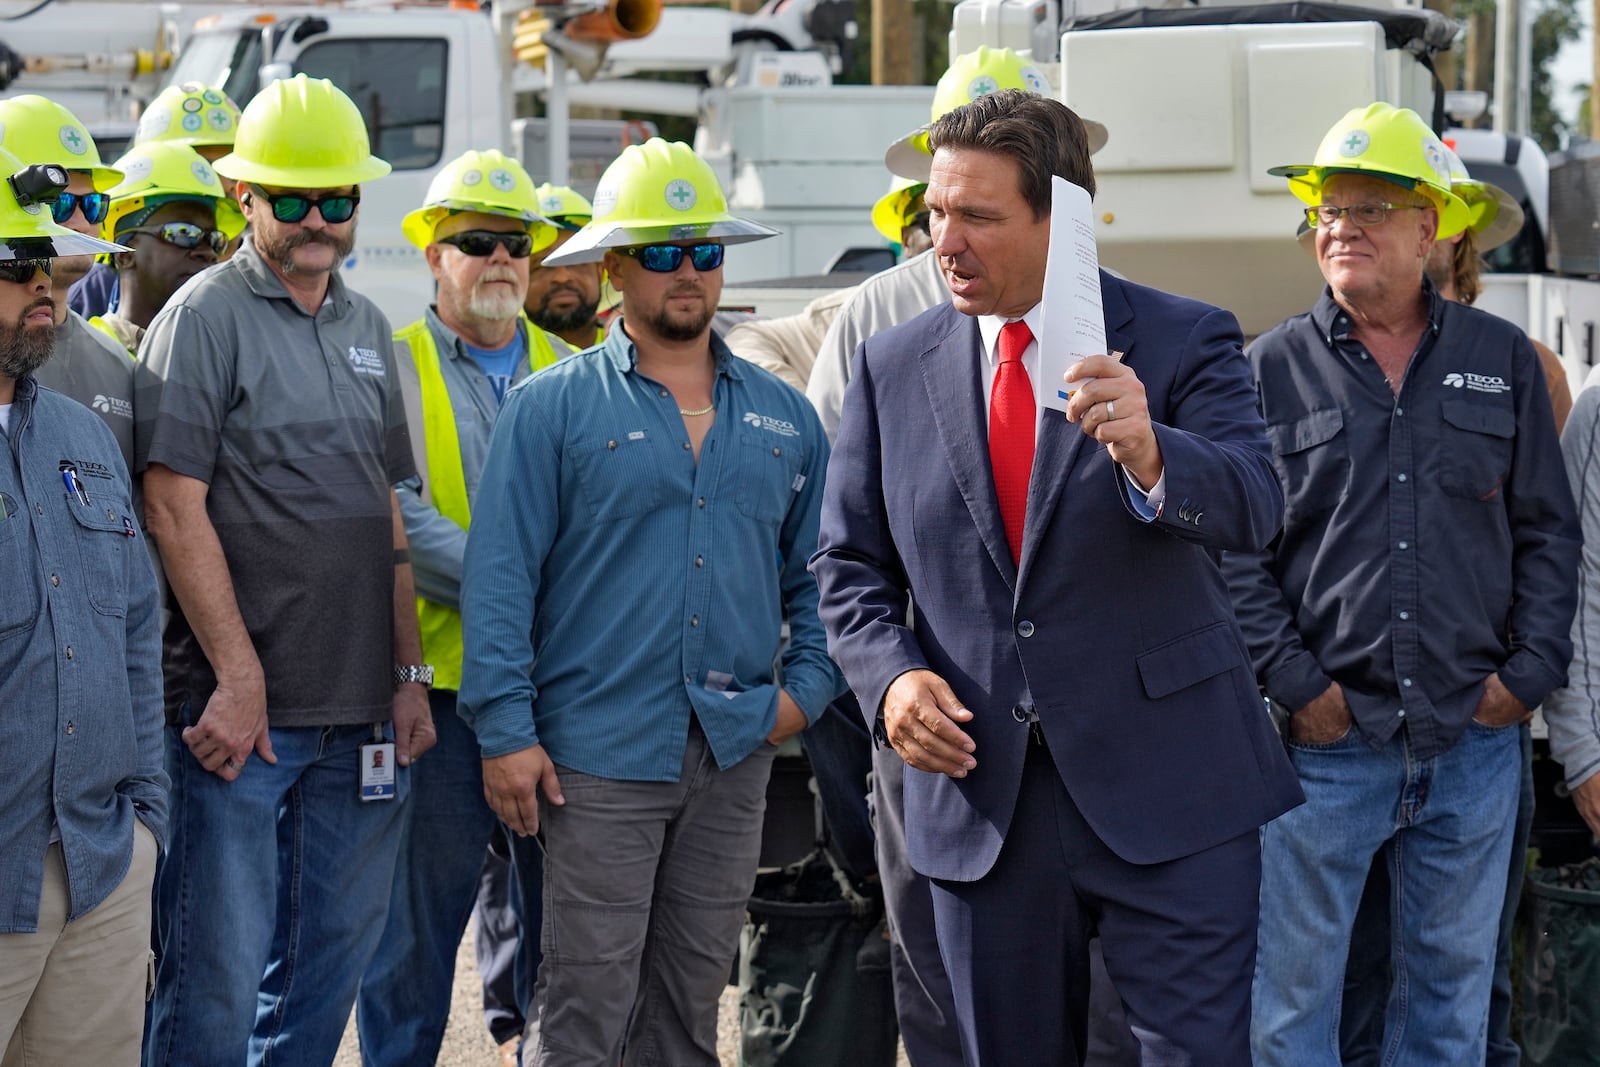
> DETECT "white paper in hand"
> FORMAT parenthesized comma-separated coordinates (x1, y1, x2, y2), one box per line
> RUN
(1039, 176, 1110, 414)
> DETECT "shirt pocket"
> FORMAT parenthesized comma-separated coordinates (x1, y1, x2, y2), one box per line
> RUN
(734, 432, 803, 527)
(0, 490, 35, 639)
(570, 435, 664, 521)
(1267, 408, 1348, 520)
(1439, 399, 1515, 503)
(66, 490, 135, 617)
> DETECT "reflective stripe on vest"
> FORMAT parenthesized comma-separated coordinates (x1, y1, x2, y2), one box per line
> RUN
(396, 316, 563, 692)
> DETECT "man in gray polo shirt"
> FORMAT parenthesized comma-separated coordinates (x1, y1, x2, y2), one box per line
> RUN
(136, 75, 436, 1065)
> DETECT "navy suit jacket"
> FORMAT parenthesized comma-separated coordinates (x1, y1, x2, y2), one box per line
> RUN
(811, 271, 1304, 881)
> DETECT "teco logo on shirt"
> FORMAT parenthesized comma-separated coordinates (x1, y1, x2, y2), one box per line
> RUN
(91, 393, 133, 419)
(347, 346, 387, 378)
(1443, 372, 1509, 394)
(742, 411, 800, 438)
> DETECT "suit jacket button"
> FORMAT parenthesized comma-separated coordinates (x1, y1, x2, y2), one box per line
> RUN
(1012, 704, 1028, 722)
(1016, 620, 1035, 638)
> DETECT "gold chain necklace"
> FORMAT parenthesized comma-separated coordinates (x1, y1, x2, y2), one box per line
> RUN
(679, 402, 715, 417)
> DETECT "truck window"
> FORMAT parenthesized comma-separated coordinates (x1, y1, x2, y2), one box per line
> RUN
(296, 38, 448, 170)
(168, 30, 265, 107)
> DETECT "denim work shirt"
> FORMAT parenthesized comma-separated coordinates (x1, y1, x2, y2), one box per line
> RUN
(458, 326, 838, 781)
(0, 380, 166, 932)
(1223, 284, 1581, 760)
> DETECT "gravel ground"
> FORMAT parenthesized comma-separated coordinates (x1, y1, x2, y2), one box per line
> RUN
(332, 923, 759, 1067)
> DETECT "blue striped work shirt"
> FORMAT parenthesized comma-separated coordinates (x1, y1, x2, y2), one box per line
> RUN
(458, 327, 837, 781)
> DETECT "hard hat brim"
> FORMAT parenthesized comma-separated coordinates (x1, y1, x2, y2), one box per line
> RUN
(212, 152, 393, 189)
(872, 183, 926, 244)
(85, 164, 126, 193)
(883, 117, 1109, 182)
(0, 228, 127, 259)
(1275, 165, 1472, 241)
(1455, 179, 1525, 253)
(401, 202, 560, 251)
(542, 217, 780, 267)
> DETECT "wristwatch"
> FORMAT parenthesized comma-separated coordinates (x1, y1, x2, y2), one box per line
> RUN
(393, 664, 434, 688)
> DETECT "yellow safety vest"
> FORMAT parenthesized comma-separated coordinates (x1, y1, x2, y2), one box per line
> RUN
(396, 316, 562, 691)
(88, 315, 136, 360)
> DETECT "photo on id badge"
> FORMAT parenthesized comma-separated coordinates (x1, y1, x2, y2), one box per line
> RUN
(361, 729, 397, 801)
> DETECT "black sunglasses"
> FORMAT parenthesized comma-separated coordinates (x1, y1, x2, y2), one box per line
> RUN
(0, 259, 52, 284)
(51, 191, 110, 226)
(248, 185, 359, 224)
(437, 230, 534, 259)
(124, 221, 229, 255)
(620, 243, 724, 273)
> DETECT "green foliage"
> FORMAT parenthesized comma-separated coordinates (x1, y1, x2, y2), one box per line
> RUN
(1530, 0, 1583, 149)
(844, 0, 956, 85)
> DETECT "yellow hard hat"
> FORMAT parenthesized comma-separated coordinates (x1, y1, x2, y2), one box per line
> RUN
(1269, 102, 1470, 240)
(0, 95, 123, 191)
(534, 182, 594, 231)
(871, 175, 927, 244)
(213, 74, 391, 189)
(134, 82, 245, 148)
(884, 47, 1109, 182)
(0, 146, 127, 259)
(401, 149, 556, 250)
(102, 142, 246, 241)
(543, 138, 777, 267)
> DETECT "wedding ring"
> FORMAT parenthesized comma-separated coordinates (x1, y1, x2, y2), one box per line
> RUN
(1107, 400, 1116, 421)
(225, 758, 242, 771)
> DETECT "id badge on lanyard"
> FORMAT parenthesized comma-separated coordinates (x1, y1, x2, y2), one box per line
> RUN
(360, 723, 396, 801)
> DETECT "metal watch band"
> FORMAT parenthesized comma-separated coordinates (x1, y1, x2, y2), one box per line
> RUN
(393, 664, 434, 688)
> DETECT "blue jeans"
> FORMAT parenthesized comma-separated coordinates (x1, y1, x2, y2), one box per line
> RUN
(1339, 724, 1535, 1066)
(357, 690, 544, 1064)
(1253, 721, 1521, 1066)
(145, 720, 408, 1066)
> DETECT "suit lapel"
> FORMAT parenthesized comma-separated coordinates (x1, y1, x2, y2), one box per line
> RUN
(1016, 272, 1136, 592)
(919, 309, 1017, 586)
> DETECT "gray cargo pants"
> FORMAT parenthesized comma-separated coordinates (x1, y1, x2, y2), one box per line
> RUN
(524, 722, 778, 1067)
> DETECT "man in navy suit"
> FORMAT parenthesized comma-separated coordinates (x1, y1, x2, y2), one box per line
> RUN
(810, 89, 1304, 1065)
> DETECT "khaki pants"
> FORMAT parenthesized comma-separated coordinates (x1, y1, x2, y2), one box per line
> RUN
(0, 821, 157, 1067)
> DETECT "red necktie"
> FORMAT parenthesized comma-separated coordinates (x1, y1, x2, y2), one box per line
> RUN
(990, 319, 1035, 565)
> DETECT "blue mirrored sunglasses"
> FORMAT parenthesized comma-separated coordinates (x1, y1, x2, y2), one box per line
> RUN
(621, 243, 724, 273)
(51, 191, 110, 225)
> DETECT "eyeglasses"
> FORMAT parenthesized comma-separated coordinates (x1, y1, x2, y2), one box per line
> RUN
(51, 191, 110, 226)
(436, 230, 534, 259)
(124, 222, 229, 255)
(247, 185, 359, 224)
(619, 243, 724, 273)
(1306, 202, 1426, 229)
(0, 259, 52, 284)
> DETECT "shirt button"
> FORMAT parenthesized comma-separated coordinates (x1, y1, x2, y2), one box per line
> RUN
(695, 555, 704, 567)
(1396, 407, 1404, 417)
(659, 390, 669, 398)
(1402, 678, 1413, 688)
(690, 615, 699, 627)
(50, 574, 59, 586)
(684, 674, 692, 684)
(772, 447, 781, 457)
(682, 442, 691, 450)
(1016, 620, 1035, 638)
(697, 497, 705, 508)
(1397, 541, 1408, 550)
(1397, 473, 1407, 483)
(35, 503, 42, 514)
(65, 721, 74, 735)
(1398, 611, 1409, 620)
(1397, 709, 1406, 717)
(65, 646, 73, 659)
(607, 440, 617, 450)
